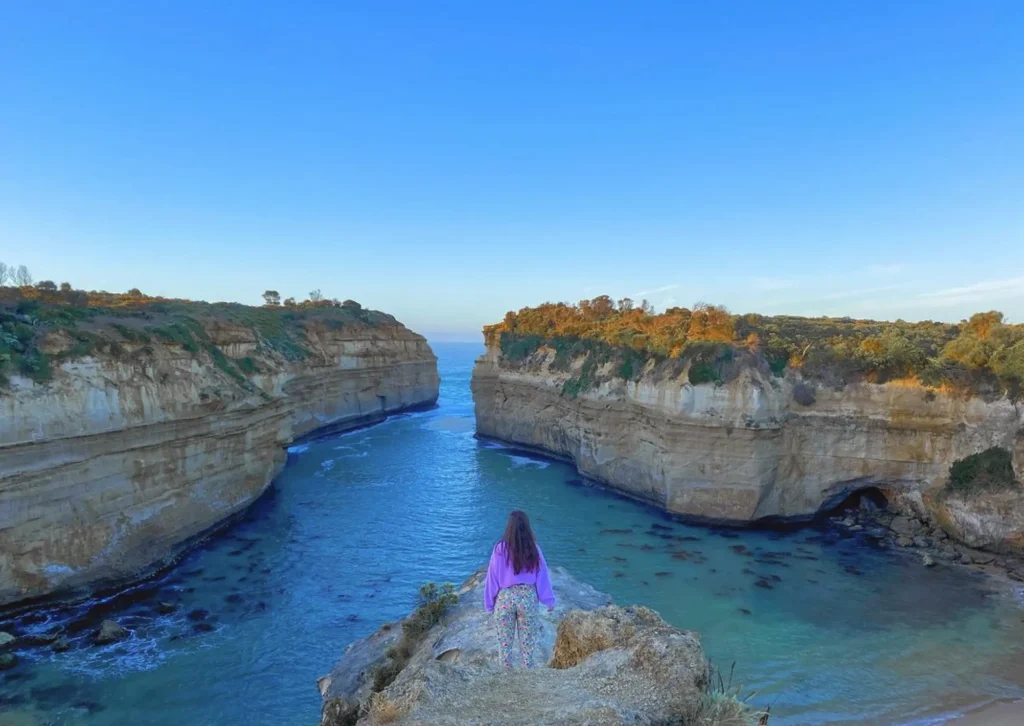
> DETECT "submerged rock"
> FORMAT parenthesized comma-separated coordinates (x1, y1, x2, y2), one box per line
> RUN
(318, 567, 720, 726)
(16, 632, 60, 647)
(52, 636, 70, 653)
(94, 620, 128, 644)
(0, 652, 17, 670)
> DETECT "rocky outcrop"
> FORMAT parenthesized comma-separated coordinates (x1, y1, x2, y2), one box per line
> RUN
(930, 489, 1024, 552)
(318, 567, 719, 726)
(0, 318, 438, 608)
(472, 343, 1024, 535)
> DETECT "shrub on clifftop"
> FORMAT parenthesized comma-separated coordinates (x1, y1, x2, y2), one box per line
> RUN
(371, 582, 457, 693)
(946, 447, 1020, 497)
(486, 297, 1024, 399)
(0, 286, 398, 388)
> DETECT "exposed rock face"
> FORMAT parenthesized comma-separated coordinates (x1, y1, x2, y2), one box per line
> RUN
(472, 343, 1024, 534)
(0, 321, 438, 608)
(930, 489, 1024, 551)
(318, 567, 711, 726)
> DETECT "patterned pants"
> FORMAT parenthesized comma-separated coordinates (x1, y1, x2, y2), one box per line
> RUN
(493, 584, 540, 669)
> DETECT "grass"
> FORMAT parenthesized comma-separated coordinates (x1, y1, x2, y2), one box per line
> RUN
(497, 331, 736, 397)
(235, 356, 260, 375)
(0, 286, 397, 388)
(371, 582, 457, 693)
(681, 662, 768, 726)
(491, 302, 1024, 399)
(365, 692, 406, 724)
(946, 447, 1020, 497)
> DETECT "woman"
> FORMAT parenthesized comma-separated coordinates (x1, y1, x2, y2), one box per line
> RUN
(484, 510, 556, 669)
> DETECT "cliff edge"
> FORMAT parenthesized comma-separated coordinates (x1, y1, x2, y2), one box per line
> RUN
(472, 340, 1024, 547)
(0, 295, 439, 608)
(318, 568, 739, 726)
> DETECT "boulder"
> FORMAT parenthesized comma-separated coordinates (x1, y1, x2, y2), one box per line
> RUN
(913, 536, 932, 549)
(896, 536, 914, 548)
(52, 636, 70, 653)
(0, 631, 15, 649)
(890, 517, 925, 537)
(951, 546, 996, 566)
(318, 567, 726, 726)
(0, 652, 16, 670)
(859, 497, 880, 514)
(94, 620, 128, 645)
(929, 489, 1024, 553)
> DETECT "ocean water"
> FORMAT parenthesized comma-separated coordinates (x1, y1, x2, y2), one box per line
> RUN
(2, 342, 1023, 725)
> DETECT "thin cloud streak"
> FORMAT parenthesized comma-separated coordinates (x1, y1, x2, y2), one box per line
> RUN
(916, 276, 1024, 307)
(632, 284, 681, 298)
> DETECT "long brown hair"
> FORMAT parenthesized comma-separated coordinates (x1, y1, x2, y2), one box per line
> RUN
(500, 510, 540, 574)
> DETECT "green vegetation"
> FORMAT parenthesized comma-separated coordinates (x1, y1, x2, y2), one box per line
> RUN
(235, 356, 259, 375)
(0, 282, 395, 388)
(681, 662, 765, 726)
(946, 447, 1020, 497)
(487, 297, 1024, 399)
(371, 582, 458, 693)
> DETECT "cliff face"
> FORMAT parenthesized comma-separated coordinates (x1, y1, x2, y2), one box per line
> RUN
(472, 343, 1024, 532)
(0, 318, 438, 608)
(318, 567, 715, 726)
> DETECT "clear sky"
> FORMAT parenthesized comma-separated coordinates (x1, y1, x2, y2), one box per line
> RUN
(2, 1, 1022, 341)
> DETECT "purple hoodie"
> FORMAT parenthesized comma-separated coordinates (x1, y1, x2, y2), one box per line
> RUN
(484, 541, 556, 613)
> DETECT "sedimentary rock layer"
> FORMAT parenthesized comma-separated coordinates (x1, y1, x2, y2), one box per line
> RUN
(0, 323, 438, 607)
(471, 343, 1023, 530)
(318, 567, 712, 726)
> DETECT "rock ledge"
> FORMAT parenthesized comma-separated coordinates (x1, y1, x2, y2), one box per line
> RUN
(318, 567, 719, 726)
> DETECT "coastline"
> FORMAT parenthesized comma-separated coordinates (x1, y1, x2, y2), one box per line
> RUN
(0, 401, 435, 620)
(950, 699, 1024, 724)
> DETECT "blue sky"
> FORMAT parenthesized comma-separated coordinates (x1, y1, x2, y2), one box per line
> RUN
(2, 1, 1022, 341)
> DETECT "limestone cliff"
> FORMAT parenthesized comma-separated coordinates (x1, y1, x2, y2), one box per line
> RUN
(0, 306, 438, 608)
(318, 567, 723, 726)
(472, 342, 1024, 535)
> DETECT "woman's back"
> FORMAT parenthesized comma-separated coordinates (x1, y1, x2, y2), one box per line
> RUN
(484, 511, 555, 669)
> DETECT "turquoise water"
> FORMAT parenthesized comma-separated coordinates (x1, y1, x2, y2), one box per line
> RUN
(2, 342, 1024, 725)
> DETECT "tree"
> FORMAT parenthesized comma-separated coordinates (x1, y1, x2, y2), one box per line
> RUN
(283, 297, 296, 307)
(127, 288, 143, 297)
(59, 282, 73, 292)
(14, 265, 32, 286)
(308, 289, 324, 303)
(262, 290, 281, 306)
(0, 261, 8, 285)
(36, 280, 57, 291)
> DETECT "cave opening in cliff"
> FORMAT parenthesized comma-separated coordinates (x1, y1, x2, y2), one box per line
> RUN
(829, 486, 890, 515)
